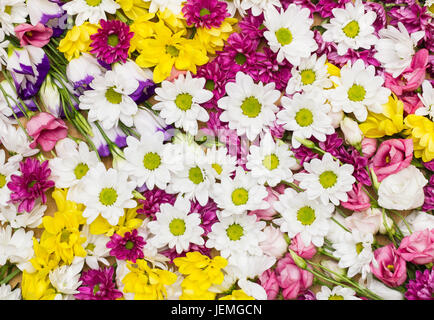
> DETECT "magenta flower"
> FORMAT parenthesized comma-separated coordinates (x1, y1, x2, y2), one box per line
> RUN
(136, 188, 176, 220)
(253, 47, 292, 91)
(397, 229, 434, 265)
(75, 267, 123, 300)
(190, 199, 218, 235)
(422, 176, 434, 212)
(182, 0, 229, 29)
(14, 23, 53, 47)
(405, 268, 434, 300)
(370, 243, 407, 287)
(90, 19, 134, 64)
(315, 0, 352, 18)
(26, 112, 68, 152)
(388, 4, 431, 34)
(106, 229, 145, 263)
(289, 233, 317, 259)
(7, 158, 54, 213)
(238, 12, 265, 41)
(258, 269, 279, 300)
(341, 183, 371, 212)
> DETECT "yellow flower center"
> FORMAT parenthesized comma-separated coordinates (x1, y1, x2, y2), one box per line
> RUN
(99, 187, 118, 206)
(105, 87, 123, 104)
(235, 53, 247, 65)
(231, 188, 249, 206)
(85, 0, 102, 6)
(241, 96, 262, 118)
(295, 108, 314, 127)
(262, 154, 280, 171)
(319, 170, 338, 189)
(347, 84, 366, 102)
(169, 218, 186, 236)
(356, 242, 364, 255)
(188, 166, 204, 185)
(86, 243, 96, 251)
(226, 223, 244, 241)
(275, 27, 293, 46)
(175, 93, 193, 111)
(4, 5, 12, 14)
(300, 69, 316, 85)
(329, 294, 344, 300)
(212, 163, 223, 175)
(107, 34, 119, 47)
(0, 174, 6, 188)
(342, 20, 360, 38)
(297, 206, 316, 226)
(166, 45, 180, 57)
(143, 152, 161, 171)
(386, 264, 395, 272)
(74, 163, 89, 180)
(60, 229, 72, 243)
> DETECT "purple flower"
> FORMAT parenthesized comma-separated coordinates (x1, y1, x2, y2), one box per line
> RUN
(106, 229, 145, 263)
(7, 158, 54, 213)
(75, 267, 123, 300)
(328, 48, 381, 69)
(190, 199, 218, 235)
(364, 2, 386, 35)
(238, 12, 265, 41)
(337, 147, 371, 186)
(405, 268, 434, 300)
(292, 145, 319, 166)
(182, 0, 229, 29)
(136, 188, 177, 220)
(282, 0, 316, 17)
(388, 4, 431, 34)
(422, 176, 434, 212)
(423, 159, 434, 172)
(90, 19, 134, 65)
(297, 290, 316, 300)
(315, 0, 352, 18)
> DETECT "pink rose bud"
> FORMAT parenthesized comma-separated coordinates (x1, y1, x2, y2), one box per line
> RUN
(370, 243, 407, 287)
(26, 112, 68, 152)
(249, 187, 280, 221)
(361, 138, 377, 158)
(14, 23, 53, 48)
(341, 183, 371, 212)
(258, 269, 280, 300)
(259, 225, 288, 259)
(289, 233, 317, 259)
(397, 229, 434, 265)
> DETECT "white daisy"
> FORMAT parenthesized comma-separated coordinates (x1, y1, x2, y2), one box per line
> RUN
(246, 131, 296, 187)
(328, 59, 390, 122)
(0, 203, 46, 229)
(240, 0, 281, 16)
(277, 90, 335, 148)
(223, 0, 244, 17)
(79, 70, 138, 130)
(316, 285, 361, 300)
(0, 0, 27, 35)
(0, 79, 19, 118)
(0, 124, 39, 157)
(286, 54, 333, 95)
(206, 212, 266, 259)
(274, 189, 334, 247)
(204, 145, 237, 181)
(81, 225, 110, 270)
(0, 284, 21, 300)
(62, 0, 119, 26)
(211, 166, 269, 218)
(0, 149, 21, 206)
(69, 163, 137, 226)
(48, 257, 84, 295)
(147, 197, 205, 254)
(322, 0, 378, 56)
(294, 152, 356, 206)
(218, 71, 281, 141)
(0, 29, 9, 67)
(415, 80, 434, 120)
(263, 4, 318, 65)
(0, 225, 33, 270)
(143, 0, 184, 15)
(153, 72, 212, 136)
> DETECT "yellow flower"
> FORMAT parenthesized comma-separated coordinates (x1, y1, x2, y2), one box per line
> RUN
(21, 271, 57, 300)
(89, 206, 143, 237)
(52, 189, 86, 224)
(157, 9, 187, 33)
(29, 238, 61, 276)
(326, 62, 341, 78)
(179, 279, 216, 300)
(219, 289, 255, 300)
(129, 15, 157, 54)
(58, 22, 99, 61)
(122, 259, 178, 300)
(404, 115, 434, 162)
(194, 18, 238, 55)
(116, 0, 150, 20)
(359, 93, 404, 138)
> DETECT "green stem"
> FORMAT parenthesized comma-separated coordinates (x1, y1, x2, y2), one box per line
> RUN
(331, 216, 351, 233)
(0, 264, 8, 280)
(0, 267, 21, 285)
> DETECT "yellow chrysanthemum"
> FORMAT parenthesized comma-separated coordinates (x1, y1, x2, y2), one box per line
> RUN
(219, 289, 255, 300)
(359, 93, 404, 138)
(404, 114, 434, 162)
(21, 271, 57, 300)
(122, 259, 178, 300)
(194, 17, 238, 54)
(129, 13, 156, 53)
(326, 62, 341, 78)
(89, 206, 143, 237)
(52, 188, 86, 224)
(29, 238, 61, 276)
(157, 9, 187, 33)
(58, 22, 99, 61)
(116, 0, 150, 20)
(179, 280, 216, 300)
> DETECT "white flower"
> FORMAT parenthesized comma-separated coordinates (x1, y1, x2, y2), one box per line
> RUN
(326, 213, 348, 244)
(206, 212, 266, 259)
(66, 53, 104, 90)
(204, 145, 237, 181)
(69, 163, 137, 226)
(322, 0, 378, 56)
(79, 70, 138, 130)
(153, 72, 212, 136)
(81, 225, 110, 270)
(143, 0, 184, 15)
(246, 131, 296, 187)
(218, 71, 280, 141)
(240, 0, 281, 16)
(0, 124, 39, 157)
(263, 4, 317, 65)
(398, 211, 434, 237)
(132, 108, 172, 140)
(223, 0, 244, 17)
(316, 285, 361, 300)
(148, 197, 204, 254)
(0, 80, 19, 118)
(364, 275, 404, 300)
(211, 167, 269, 218)
(49, 257, 84, 295)
(415, 80, 434, 120)
(0, 203, 46, 229)
(0, 149, 21, 206)
(62, 0, 119, 25)
(377, 165, 428, 211)
(258, 225, 288, 259)
(344, 208, 382, 235)
(0, 284, 21, 300)
(294, 153, 356, 206)
(340, 117, 363, 146)
(277, 90, 335, 148)
(0, 29, 9, 67)
(0, 0, 27, 35)
(0, 225, 34, 270)
(374, 22, 425, 78)
(328, 59, 390, 122)
(274, 189, 334, 247)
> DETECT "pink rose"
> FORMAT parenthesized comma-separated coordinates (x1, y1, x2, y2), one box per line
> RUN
(397, 229, 434, 265)
(258, 269, 279, 300)
(275, 254, 313, 300)
(26, 112, 68, 152)
(371, 139, 413, 182)
(249, 186, 281, 221)
(259, 225, 288, 259)
(288, 233, 317, 259)
(361, 138, 377, 158)
(341, 183, 371, 211)
(370, 243, 407, 287)
(14, 23, 53, 48)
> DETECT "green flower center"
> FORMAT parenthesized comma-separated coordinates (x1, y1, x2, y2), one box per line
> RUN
(28, 180, 37, 188)
(74, 163, 89, 180)
(226, 223, 244, 241)
(166, 45, 180, 57)
(60, 229, 72, 243)
(107, 34, 119, 47)
(125, 240, 134, 250)
(275, 27, 293, 46)
(4, 5, 12, 14)
(93, 284, 100, 295)
(175, 93, 193, 111)
(85, 0, 102, 6)
(85, 243, 96, 251)
(188, 166, 204, 185)
(319, 170, 338, 189)
(105, 87, 123, 104)
(169, 218, 186, 236)
(329, 294, 344, 300)
(0, 174, 6, 188)
(231, 188, 249, 206)
(235, 53, 247, 65)
(240, 96, 261, 118)
(297, 206, 316, 226)
(143, 152, 161, 171)
(347, 84, 366, 102)
(205, 79, 215, 91)
(262, 154, 279, 171)
(99, 187, 118, 206)
(212, 163, 223, 175)
(295, 108, 314, 127)
(342, 20, 360, 38)
(429, 4, 434, 14)
(199, 8, 211, 16)
(356, 242, 364, 255)
(300, 69, 316, 85)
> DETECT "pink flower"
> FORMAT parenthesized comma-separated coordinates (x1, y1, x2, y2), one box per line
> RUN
(14, 23, 53, 47)
(166, 67, 188, 82)
(397, 229, 434, 265)
(26, 112, 68, 152)
(258, 269, 279, 300)
(249, 186, 282, 221)
(370, 243, 407, 287)
(288, 233, 316, 259)
(371, 139, 413, 182)
(361, 138, 377, 158)
(344, 208, 382, 235)
(400, 92, 424, 115)
(341, 183, 371, 212)
(259, 225, 288, 259)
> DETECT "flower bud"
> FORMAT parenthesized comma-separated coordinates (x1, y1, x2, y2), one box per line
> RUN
(295, 136, 316, 149)
(39, 74, 61, 118)
(340, 117, 363, 146)
(379, 213, 395, 235)
(327, 109, 344, 128)
(320, 259, 346, 281)
(288, 249, 307, 270)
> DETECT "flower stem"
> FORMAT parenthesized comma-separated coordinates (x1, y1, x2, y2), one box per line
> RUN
(0, 267, 21, 285)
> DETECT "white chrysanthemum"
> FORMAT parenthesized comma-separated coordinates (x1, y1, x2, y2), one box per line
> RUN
(49, 257, 84, 295)
(0, 225, 34, 269)
(0, 149, 21, 206)
(286, 54, 333, 94)
(398, 211, 434, 237)
(332, 230, 374, 279)
(246, 131, 296, 187)
(206, 212, 266, 259)
(153, 72, 212, 136)
(69, 163, 137, 226)
(263, 4, 318, 65)
(0, 284, 21, 300)
(218, 71, 281, 141)
(415, 80, 434, 120)
(0, 124, 39, 157)
(0, 0, 27, 35)
(277, 90, 335, 148)
(223, 0, 244, 17)
(274, 189, 334, 247)
(79, 70, 138, 130)
(204, 145, 237, 181)
(211, 167, 269, 218)
(294, 153, 356, 206)
(326, 213, 348, 244)
(328, 59, 390, 122)
(0, 29, 9, 67)
(81, 225, 110, 270)
(322, 0, 378, 56)
(240, 0, 281, 16)
(0, 79, 19, 118)
(62, 0, 119, 25)
(0, 203, 46, 229)
(143, 0, 184, 14)
(147, 197, 205, 254)
(316, 285, 361, 300)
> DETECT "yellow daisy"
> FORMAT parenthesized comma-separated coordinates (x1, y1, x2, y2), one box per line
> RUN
(58, 22, 99, 61)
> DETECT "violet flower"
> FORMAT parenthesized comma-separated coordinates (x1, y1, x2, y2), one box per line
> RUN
(405, 268, 434, 300)
(182, 0, 230, 29)
(106, 229, 145, 263)
(422, 176, 434, 212)
(190, 198, 218, 235)
(75, 267, 123, 300)
(136, 188, 177, 220)
(315, 0, 352, 18)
